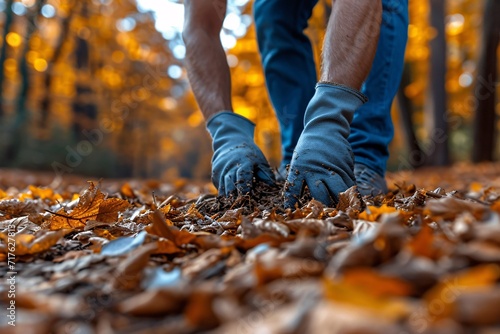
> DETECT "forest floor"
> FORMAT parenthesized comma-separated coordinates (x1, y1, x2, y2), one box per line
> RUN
(1, 163, 500, 333)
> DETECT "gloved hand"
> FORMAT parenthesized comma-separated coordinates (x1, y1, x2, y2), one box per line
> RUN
(354, 163, 388, 196)
(207, 112, 275, 196)
(284, 83, 367, 208)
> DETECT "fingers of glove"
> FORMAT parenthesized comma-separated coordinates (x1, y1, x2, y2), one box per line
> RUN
(255, 165, 276, 185)
(310, 174, 351, 207)
(236, 166, 253, 195)
(211, 170, 224, 196)
(284, 171, 306, 209)
(308, 179, 337, 207)
(275, 165, 288, 182)
(223, 172, 238, 197)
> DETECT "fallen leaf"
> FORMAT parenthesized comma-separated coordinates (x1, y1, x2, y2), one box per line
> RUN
(425, 197, 488, 220)
(112, 242, 158, 290)
(50, 182, 130, 229)
(117, 289, 186, 316)
(323, 278, 411, 321)
(28, 185, 63, 203)
(423, 264, 500, 322)
(358, 205, 398, 222)
(252, 218, 290, 238)
(0, 229, 69, 255)
(154, 238, 181, 254)
(120, 183, 136, 198)
(146, 210, 196, 246)
(341, 268, 414, 298)
(454, 287, 500, 326)
(96, 198, 130, 223)
(407, 223, 451, 260)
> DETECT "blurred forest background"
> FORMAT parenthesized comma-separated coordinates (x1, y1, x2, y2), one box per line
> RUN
(0, 0, 497, 180)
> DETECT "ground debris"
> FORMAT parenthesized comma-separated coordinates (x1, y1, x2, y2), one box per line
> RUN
(1, 163, 500, 333)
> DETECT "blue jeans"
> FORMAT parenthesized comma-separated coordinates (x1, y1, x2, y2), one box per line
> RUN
(254, 0, 408, 176)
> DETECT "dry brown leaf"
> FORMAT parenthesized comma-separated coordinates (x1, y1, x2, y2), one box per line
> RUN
(96, 198, 130, 223)
(235, 234, 288, 251)
(306, 300, 404, 334)
(50, 182, 130, 229)
(285, 218, 337, 235)
(341, 268, 414, 297)
(112, 242, 158, 290)
(407, 223, 450, 260)
(146, 210, 196, 246)
(117, 289, 185, 316)
(185, 285, 220, 329)
(336, 186, 364, 215)
(252, 218, 290, 238)
(492, 200, 500, 213)
(0, 229, 68, 255)
(323, 278, 411, 321)
(424, 197, 488, 220)
(183, 248, 228, 280)
(153, 238, 182, 254)
(49, 182, 105, 229)
(454, 287, 500, 326)
(120, 183, 136, 198)
(0, 199, 39, 216)
(423, 264, 500, 322)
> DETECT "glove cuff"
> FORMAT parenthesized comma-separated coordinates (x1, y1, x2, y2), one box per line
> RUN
(206, 111, 256, 140)
(316, 82, 368, 103)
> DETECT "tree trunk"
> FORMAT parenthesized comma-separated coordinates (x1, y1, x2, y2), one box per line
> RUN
(472, 0, 499, 162)
(0, 0, 15, 117)
(71, 2, 98, 141)
(39, 7, 74, 128)
(427, 0, 450, 166)
(4, 0, 44, 161)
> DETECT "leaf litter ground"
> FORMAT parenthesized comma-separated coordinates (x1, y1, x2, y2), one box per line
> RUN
(1, 163, 500, 333)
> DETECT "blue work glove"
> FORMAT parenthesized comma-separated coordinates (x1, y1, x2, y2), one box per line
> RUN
(354, 163, 388, 196)
(206, 112, 275, 196)
(284, 83, 368, 208)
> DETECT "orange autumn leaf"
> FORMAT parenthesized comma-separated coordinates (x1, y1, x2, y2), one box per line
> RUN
(50, 182, 130, 230)
(342, 268, 414, 298)
(469, 182, 483, 192)
(323, 277, 411, 321)
(154, 238, 182, 254)
(146, 210, 196, 246)
(358, 205, 398, 221)
(185, 289, 219, 328)
(492, 200, 500, 213)
(50, 182, 105, 229)
(0, 230, 69, 255)
(120, 183, 136, 198)
(96, 198, 131, 223)
(0, 189, 8, 200)
(406, 223, 447, 260)
(28, 185, 63, 202)
(423, 264, 500, 322)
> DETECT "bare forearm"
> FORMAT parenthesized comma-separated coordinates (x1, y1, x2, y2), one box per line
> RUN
(183, 0, 232, 120)
(321, 0, 382, 90)
(184, 32, 232, 119)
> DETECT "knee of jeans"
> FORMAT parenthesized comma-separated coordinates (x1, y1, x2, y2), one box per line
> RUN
(382, 0, 408, 18)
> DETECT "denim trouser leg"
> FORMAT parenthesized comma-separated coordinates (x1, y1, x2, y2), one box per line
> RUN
(254, 0, 318, 171)
(255, 0, 408, 177)
(349, 0, 409, 176)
